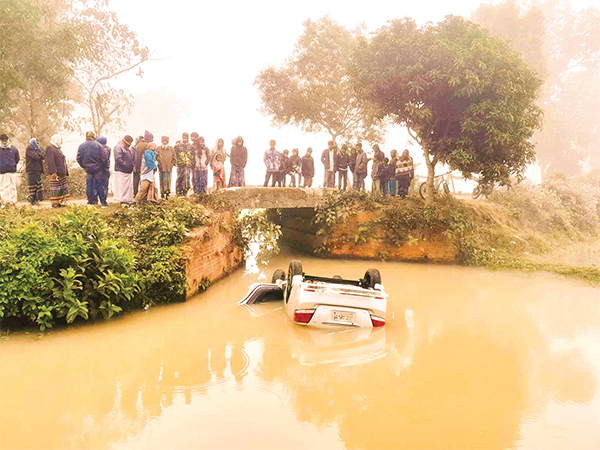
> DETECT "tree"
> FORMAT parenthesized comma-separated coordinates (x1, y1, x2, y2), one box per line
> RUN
(471, 0, 600, 176)
(68, 1, 150, 135)
(254, 17, 387, 145)
(0, 0, 83, 144)
(351, 15, 543, 202)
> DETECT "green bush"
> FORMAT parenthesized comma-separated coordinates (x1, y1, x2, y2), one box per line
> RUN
(106, 198, 211, 307)
(0, 206, 139, 330)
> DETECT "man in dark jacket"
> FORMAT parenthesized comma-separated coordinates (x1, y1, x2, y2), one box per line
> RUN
(113, 135, 135, 204)
(96, 136, 111, 207)
(302, 148, 314, 188)
(336, 144, 350, 191)
(0, 134, 20, 204)
(229, 136, 247, 187)
(77, 131, 109, 206)
(25, 138, 45, 205)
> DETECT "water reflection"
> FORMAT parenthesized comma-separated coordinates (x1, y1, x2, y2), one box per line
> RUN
(1, 255, 599, 449)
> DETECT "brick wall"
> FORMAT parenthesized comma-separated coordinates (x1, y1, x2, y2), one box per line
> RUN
(182, 211, 244, 298)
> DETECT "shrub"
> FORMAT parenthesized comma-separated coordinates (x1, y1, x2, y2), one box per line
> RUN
(106, 198, 211, 307)
(0, 206, 139, 330)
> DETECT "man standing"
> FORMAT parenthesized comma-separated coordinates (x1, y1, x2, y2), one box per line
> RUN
(321, 140, 336, 188)
(96, 136, 111, 206)
(157, 136, 174, 198)
(302, 148, 314, 188)
(336, 144, 350, 191)
(25, 138, 45, 205)
(0, 134, 20, 204)
(354, 143, 368, 191)
(229, 136, 247, 187)
(174, 132, 193, 196)
(133, 131, 153, 197)
(263, 140, 280, 187)
(113, 135, 135, 204)
(77, 131, 109, 206)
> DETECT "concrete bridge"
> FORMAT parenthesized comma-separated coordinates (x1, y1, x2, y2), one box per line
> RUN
(207, 186, 329, 209)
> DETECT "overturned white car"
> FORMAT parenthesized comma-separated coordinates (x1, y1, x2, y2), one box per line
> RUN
(238, 260, 387, 328)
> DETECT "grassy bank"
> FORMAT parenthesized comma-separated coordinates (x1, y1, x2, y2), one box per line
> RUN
(311, 171, 600, 285)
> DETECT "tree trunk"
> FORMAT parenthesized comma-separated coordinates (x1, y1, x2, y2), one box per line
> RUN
(422, 146, 436, 204)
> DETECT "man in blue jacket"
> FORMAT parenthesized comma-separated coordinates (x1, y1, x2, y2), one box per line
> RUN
(0, 134, 20, 204)
(77, 131, 109, 206)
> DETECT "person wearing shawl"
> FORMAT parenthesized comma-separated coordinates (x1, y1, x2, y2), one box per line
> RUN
(387, 150, 399, 196)
(113, 135, 135, 204)
(211, 138, 228, 166)
(25, 138, 45, 205)
(395, 149, 414, 197)
(173, 132, 193, 196)
(157, 136, 174, 198)
(0, 134, 20, 204)
(46, 134, 69, 207)
(135, 142, 159, 203)
(192, 136, 210, 194)
(96, 136, 111, 207)
(211, 153, 226, 190)
(229, 136, 247, 187)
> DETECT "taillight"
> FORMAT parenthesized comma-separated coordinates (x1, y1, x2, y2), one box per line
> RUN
(371, 315, 386, 327)
(294, 309, 316, 324)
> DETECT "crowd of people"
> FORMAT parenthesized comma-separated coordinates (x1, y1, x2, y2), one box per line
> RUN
(264, 139, 414, 196)
(0, 131, 414, 207)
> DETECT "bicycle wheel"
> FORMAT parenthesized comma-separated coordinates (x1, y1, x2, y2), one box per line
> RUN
(419, 182, 429, 200)
(472, 185, 482, 199)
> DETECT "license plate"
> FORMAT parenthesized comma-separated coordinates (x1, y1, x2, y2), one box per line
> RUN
(333, 311, 354, 323)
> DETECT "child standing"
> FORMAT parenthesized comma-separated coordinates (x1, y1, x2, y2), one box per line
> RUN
(212, 153, 226, 190)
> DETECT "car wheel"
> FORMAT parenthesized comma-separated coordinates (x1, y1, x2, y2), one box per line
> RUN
(364, 268, 382, 289)
(287, 260, 303, 297)
(271, 269, 285, 284)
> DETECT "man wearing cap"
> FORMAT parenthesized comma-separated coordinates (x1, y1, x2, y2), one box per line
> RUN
(0, 134, 20, 204)
(174, 132, 193, 196)
(113, 135, 136, 204)
(77, 131, 110, 206)
(133, 131, 153, 197)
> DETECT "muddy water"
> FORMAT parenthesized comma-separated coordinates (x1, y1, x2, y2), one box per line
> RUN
(1, 254, 599, 450)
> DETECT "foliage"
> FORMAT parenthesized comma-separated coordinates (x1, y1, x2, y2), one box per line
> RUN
(68, 0, 150, 135)
(0, 0, 84, 143)
(0, 0, 149, 144)
(314, 189, 383, 232)
(351, 15, 543, 202)
(0, 206, 138, 330)
(471, 0, 600, 176)
(106, 199, 211, 307)
(254, 16, 387, 144)
(237, 210, 282, 264)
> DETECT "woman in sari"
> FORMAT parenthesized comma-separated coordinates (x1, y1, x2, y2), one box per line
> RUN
(46, 134, 69, 207)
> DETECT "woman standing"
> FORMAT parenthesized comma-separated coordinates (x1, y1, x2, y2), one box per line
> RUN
(46, 134, 69, 207)
(25, 138, 45, 205)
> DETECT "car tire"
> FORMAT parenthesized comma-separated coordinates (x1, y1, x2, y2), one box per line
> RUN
(364, 268, 382, 289)
(287, 260, 303, 297)
(271, 269, 285, 283)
